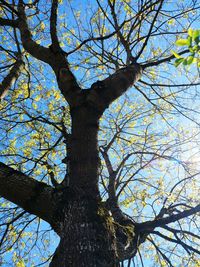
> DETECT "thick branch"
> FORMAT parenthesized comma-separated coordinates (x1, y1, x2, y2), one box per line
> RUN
(0, 58, 24, 100)
(0, 162, 56, 224)
(114, 204, 200, 261)
(52, 59, 81, 107)
(17, 0, 81, 106)
(136, 204, 200, 232)
(87, 63, 142, 111)
(17, 0, 52, 64)
(0, 18, 19, 28)
(115, 204, 200, 261)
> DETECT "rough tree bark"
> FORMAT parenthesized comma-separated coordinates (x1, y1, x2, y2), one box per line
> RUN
(49, 102, 117, 266)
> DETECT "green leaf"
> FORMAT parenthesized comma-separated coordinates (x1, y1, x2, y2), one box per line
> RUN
(192, 30, 200, 40)
(188, 28, 193, 37)
(189, 47, 195, 53)
(183, 58, 188, 65)
(174, 58, 184, 67)
(175, 39, 189, 46)
(192, 44, 199, 52)
(186, 55, 194, 65)
(188, 36, 192, 47)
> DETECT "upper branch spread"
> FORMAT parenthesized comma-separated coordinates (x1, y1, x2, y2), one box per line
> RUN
(17, 0, 81, 106)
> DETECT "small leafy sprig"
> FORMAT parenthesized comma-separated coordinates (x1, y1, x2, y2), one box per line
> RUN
(172, 29, 200, 67)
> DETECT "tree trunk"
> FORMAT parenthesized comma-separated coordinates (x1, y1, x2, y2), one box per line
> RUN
(50, 104, 117, 266)
(50, 198, 117, 267)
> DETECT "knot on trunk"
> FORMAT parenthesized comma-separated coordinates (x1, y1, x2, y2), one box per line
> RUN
(114, 220, 138, 261)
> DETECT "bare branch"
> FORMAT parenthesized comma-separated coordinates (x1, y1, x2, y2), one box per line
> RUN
(137, 204, 200, 232)
(135, 0, 164, 61)
(50, 0, 61, 51)
(152, 230, 200, 255)
(0, 57, 24, 100)
(108, 0, 133, 63)
(148, 237, 174, 267)
(0, 0, 19, 16)
(66, 24, 130, 56)
(142, 49, 189, 69)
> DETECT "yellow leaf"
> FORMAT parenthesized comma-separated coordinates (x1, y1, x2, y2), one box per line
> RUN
(32, 102, 38, 109)
(188, 28, 193, 37)
(35, 95, 41, 101)
(16, 261, 25, 267)
(40, 22, 45, 31)
(74, 65, 79, 70)
(171, 50, 182, 58)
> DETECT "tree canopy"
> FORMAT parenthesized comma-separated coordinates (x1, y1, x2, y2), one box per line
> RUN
(0, 0, 200, 266)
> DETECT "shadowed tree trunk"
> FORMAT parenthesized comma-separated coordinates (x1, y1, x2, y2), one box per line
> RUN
(49, 105, 117, 267)
(50, 198, 117, 267)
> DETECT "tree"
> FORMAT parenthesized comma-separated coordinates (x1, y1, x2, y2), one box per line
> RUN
(0, 0, 200, 266)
